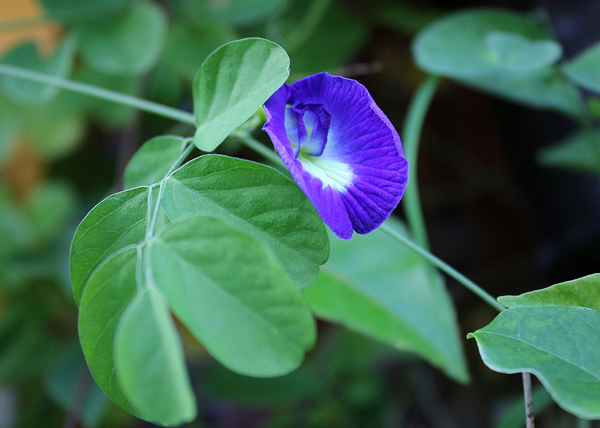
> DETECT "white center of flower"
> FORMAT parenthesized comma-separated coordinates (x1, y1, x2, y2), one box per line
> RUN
(297, 153, 354, 192)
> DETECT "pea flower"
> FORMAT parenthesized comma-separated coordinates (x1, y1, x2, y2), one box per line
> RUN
(262, 72, 408, 239)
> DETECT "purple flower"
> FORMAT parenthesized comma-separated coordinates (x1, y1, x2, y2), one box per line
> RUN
(262, 72, 408, 239)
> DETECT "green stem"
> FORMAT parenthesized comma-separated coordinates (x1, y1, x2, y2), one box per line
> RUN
(147, 141, 195, 238)
(230, 131, 282, 165)
(401, 74, 440, 250)
(380, 223, 505, 312)
(0, 64, 503, 312)
(0, 63, 196, 125)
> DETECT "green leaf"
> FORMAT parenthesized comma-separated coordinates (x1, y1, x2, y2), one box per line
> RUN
(149, 215, 316, 377)
(485, 32, 562, 73)
(163, 22, 236, 81)
(461, 66, 581, 116)
(469, 306, 600, 419)
(124, 136, 187, 189)
(0, 36, 76, 105)
(160, 155, 329, 289)
(70, 187, 149, 304)
(78, 247, 139, 415)
(537, 130, 600, 173)
(413, 8, 555, 79)
(498, 273, 600, 312)
(562, 41, 600, 95)
(114, 287, 196, 425)
(25, 181, 76, 243)
(192, 38, 290, 152)
(77, 2, 167, 76)
(303, 219, 469, 383)
(23, 92, 86, 159)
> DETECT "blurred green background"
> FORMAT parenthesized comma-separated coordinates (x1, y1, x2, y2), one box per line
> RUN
(1, 0, 599, 426)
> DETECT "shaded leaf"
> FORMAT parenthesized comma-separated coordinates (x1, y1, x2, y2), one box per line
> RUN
(461, 66, 581, 116)
(163, 22, 236, 81)
(469, 306, 600, 419)
(413, 8, 553, 79)
(537, 130, 600, 174)
(70, 187, 149, 304)
(150, 215, 316, 377)
(124, 136, 187, 189)
(204, 364, 321, 406)
(498, 273, 600, 312)
(115, 287, 196, 425)
(161, 155, 329, 289)
(189, 0, 288, 26)
(77, 2, 167, 76)
(485, 32, 562, 73)
(193, 38, 289, 151)
(303, 219, 468, 383)
(44, 345, 109, 428)
(563, 41, 600, 95)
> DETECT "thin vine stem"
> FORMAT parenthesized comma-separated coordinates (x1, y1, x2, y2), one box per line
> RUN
(0, 64, 196, 125)
(401, 74, 440, 250)
(147, 140, 195, 238)
(230, 131, 281, 164)
(0, 64, 505, 312)
(380, 224, 505, 312)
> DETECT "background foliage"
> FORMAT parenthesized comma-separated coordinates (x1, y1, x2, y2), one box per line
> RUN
(1, 0, 600, 427)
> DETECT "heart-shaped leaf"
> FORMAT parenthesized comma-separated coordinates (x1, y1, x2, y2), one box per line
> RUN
(469, 305, 600, 419)
(192, 38, 289, 151)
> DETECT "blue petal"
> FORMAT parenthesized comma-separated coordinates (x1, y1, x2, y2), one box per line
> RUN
(263, 72, 408, 239)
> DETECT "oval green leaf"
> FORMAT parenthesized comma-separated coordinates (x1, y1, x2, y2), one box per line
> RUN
(124, 136, 187, 189)
(469, 306, 600, 419)
(149, 215, 316, 377)
(303, 219, 469, 383)
(413, 8, 554, 78)
(192, 38, 289, 151)
(70, 187, 149, 304)
(115, 287, 196, 425)
(498, 273, 600, 311)
(77, 2, 167, 76)
(0, 36, 76, 105)
(161, 154, 328, 289)
(485, 31, 562, 73)
(78, 247, 140, 416)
